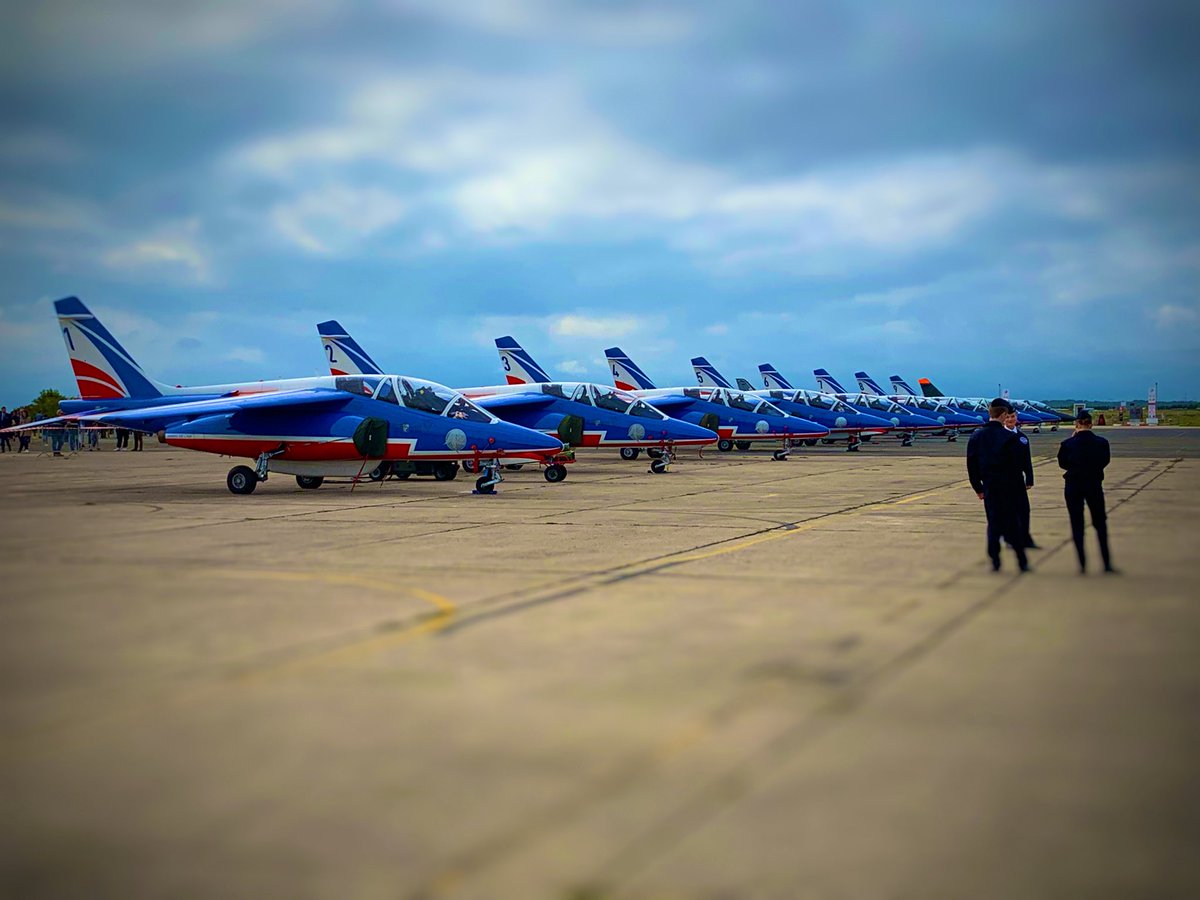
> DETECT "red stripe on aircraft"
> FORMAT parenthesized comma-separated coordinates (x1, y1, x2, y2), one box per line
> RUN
(70, 360, 125, 399)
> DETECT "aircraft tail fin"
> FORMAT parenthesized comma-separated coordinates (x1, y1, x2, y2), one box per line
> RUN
(735, 377, 755, 392)
(855, 371, 887, 396)
(758, 363, 794, 391)
(495, 336, 551, 384)
(55, 296, 164, 400)
(890, 375, 918, 396)
(918, 377, 943, 398)
(690, 356, 734, 389)
(604, 347, 656, 391)
(813, 368, 848, 394)
(317, 320, 385, 376)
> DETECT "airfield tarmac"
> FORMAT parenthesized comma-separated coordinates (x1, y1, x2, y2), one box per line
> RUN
(0, 428, 1197, 899)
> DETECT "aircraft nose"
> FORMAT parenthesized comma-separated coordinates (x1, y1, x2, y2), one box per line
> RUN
(786, 416, 829, 437)
(858, 413, 895, 432)
(666, 418, 719, 444)
(490, 421, 564, 455)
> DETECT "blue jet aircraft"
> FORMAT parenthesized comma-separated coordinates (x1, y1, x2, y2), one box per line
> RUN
(691, 358, 894, 452)
(910, 377, 1067, 429)
(318, 323, 717, 476)
(35, 297, 562, 494)
(853, 371, 984, 439)
(605, 348, 829, 459)
(810, 368, 944, 446)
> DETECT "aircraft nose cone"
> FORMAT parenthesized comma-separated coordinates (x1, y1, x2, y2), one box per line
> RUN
(668, 418, 719, 444)
(858, 413, 895, 431)
(492, 421, 563, 455)
(786, 416, 828, 437)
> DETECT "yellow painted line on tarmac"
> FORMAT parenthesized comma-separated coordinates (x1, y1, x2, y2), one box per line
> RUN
(208, 569, 456, 680)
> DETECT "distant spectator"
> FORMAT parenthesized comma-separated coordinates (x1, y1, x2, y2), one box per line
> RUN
(131, 429, 143, 452)
(115, 427, 129, 450)
(17, 409, 31, 452)
(0, 406, 11, 452)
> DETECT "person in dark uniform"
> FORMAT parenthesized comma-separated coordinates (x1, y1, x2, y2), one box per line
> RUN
(967, 399, 1030, 572)
(1058, 410, 1115, 574)
(1003, 408, 1038, 549)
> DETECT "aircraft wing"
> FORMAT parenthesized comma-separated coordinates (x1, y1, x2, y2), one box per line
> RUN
(472, 392, 557, 414)
(69, 389, 351, 432)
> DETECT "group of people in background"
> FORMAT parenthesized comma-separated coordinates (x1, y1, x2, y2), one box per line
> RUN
(0, 405, 144, 457)
(0, 406, 34, 453)
(968, 398, 1114, 575)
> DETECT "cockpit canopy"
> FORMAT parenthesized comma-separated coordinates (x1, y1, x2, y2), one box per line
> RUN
(771, 390, 853, 413)
(854, 394, 908, 414)
(335, 375, 496, 423)
(687, 387, 785, 417)
(541, 382, 667, 419)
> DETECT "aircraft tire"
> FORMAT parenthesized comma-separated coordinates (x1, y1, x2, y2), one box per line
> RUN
(296, 475, 324, 490)
(717, 439, 734, 452)
(474, 475, 495, 494)
(544, 463, 567, 483)
(649, 458, 668, 474)
(433, 462, 459, 481)
(368, 463, 389, 481)
(772, 449, 788, 461)
(503, 464, 524, 471)
(620, 447, 641, 461)
(227, 466, 258, 495)
(735, 441, 751, 451)
(461, 459, 478, 474)
(646, 448, 663, 459)
(804, 439, 818, 447)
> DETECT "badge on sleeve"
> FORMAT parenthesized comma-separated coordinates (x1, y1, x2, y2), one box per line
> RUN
(1020, 435, 1029, 445)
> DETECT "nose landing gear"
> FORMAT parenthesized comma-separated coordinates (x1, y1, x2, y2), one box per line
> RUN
(474, 459, 503, 494)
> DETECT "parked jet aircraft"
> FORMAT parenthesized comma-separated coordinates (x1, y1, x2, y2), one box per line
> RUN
(690, 358, 894, 451)
(39, 297, 562, 494)
(318, 324, 717, 475)
(809, 369, 944, 446)
(911, 376, 1064, 428)
(852, 371, 984, 438)
(605, 348, 829, 458)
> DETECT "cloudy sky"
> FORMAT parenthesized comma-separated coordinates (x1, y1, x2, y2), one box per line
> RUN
(2, 0, 1198, 405)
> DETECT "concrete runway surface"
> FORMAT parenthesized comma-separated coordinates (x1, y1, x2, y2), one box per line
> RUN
(1, 428, 1197, 899)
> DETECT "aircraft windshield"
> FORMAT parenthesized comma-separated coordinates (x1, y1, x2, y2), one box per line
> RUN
(755, 400, 785, 417)
(862, 396, 902, 413)
(336, 375, 384, 397)
(571, 384, 592, 405)
(684, 388, 707, 400)
(444, 396, 493, 423)
(373, 379, 399, 405)
(542, 383, 570, 399)
(629, 400, 666, 420)
(592, 386, 633, 413)
(727, 392, 759, 412)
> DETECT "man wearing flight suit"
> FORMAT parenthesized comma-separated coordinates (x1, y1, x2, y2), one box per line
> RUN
(1058, 410, 1115, 573)
(1003, 408, 1038, 549)
(967, 399, 1030, 572)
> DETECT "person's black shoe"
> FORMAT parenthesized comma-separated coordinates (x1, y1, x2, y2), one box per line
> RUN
(1026, 540, 1040, 549)
(1103, 565, 1119, 574)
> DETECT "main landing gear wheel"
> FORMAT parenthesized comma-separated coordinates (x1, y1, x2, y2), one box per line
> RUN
(717, 439, 734, 452)
(296, 475, 324, 489)
(649, 458, 669, 474)
(461, 459, 478, 474)
(620, 447, 641, 461)
(227, 466, 258, 495)
(804, 439, 818, 447)
(544, 463, 568, 483)
(433, 462, 459, 481)
(772, 449, 789, 461)
(901, 434, 914, 447)
(474, 475, 496, 494)
(646, 448, 663, 459)
(368, 463, 389, 481)
(735, 441, 751, 451)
